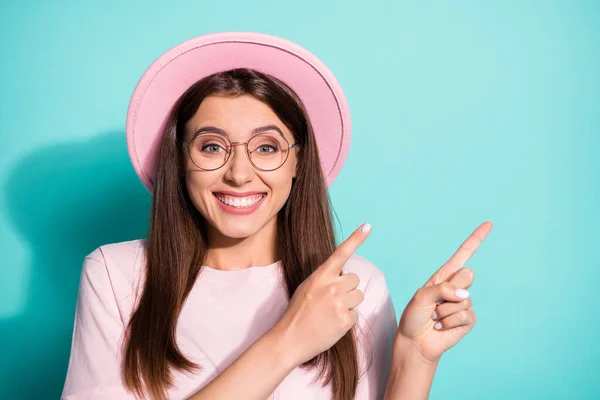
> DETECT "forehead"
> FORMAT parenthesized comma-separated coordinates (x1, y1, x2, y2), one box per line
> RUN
(185, 94, 293, 140)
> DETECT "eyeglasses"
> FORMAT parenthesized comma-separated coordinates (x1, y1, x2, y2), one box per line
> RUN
(182, 132, 298, 171)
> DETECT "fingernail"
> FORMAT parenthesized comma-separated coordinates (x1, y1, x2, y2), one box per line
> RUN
(361, 223, 371, 234)
(455, 288, 470, 299)
(432, 311, 438, 320)
(434, 322, 442, 330)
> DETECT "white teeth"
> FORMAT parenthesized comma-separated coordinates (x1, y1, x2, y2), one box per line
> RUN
(215, 194, 265, 208)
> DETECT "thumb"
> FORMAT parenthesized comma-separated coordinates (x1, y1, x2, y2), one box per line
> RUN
(413, 281, 470, 308)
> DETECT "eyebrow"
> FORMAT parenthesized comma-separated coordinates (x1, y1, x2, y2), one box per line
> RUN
(193, 124, 285, 138)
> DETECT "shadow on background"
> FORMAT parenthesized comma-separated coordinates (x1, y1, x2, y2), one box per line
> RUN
(1, 131, 151, 398)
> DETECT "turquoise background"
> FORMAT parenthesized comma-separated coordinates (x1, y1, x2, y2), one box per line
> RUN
(1, 1, 598, 399)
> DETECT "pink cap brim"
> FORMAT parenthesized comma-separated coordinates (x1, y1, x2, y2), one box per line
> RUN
(126, 32, 351, 192)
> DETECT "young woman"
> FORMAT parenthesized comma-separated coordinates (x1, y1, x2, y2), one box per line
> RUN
(61, 32, 492, 400)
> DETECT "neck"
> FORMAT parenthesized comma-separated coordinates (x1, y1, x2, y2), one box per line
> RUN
(204, 217, 279, 271)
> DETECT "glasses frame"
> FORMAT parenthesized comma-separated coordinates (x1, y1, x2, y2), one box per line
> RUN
(182, 132, 299, 172)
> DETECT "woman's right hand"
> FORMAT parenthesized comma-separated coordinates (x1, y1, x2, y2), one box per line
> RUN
(272, 224, 372, 366)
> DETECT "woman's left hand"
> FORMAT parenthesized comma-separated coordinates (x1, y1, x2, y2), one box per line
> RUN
(396, 221, 493, 364)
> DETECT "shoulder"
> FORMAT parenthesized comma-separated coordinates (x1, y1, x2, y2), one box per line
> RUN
(82, 239, 146, 285)
(343, 254, 387, 288)
(343, 254, 391, 309)
(85, 238, 146, 268)
(80, 239, 147, 321)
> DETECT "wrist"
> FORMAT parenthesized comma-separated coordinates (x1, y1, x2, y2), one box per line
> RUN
(384, 338, 440, 400)
(264, 324, 301, 372)
(392, 336, 440, 369)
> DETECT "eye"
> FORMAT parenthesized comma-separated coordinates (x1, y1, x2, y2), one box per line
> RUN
(201, 143, 225, 153)
(257, 144, 277, 153)
(249, 135, 282, 154)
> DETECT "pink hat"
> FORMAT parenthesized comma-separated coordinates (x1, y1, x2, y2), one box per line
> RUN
(126, 32, 352, 192)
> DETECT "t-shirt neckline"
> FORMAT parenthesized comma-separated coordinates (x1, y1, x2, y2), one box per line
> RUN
(198, 260, 283, 282)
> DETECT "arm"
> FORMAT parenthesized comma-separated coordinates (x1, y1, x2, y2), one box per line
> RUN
(355, 265, 440, 400)
(186, 325, 297, 400)
(62, 253, 135, 400)
(383, 338, 439, 400)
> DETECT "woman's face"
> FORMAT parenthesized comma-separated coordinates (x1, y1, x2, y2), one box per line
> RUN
(182, 94, 298, 240)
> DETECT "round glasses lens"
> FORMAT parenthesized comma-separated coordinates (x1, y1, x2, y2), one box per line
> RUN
(247, 133, 290, 170)
(189, 134, 230, 170)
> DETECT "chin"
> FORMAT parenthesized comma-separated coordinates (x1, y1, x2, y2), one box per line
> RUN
(218, 229, 257, 240)
(212, 217, 273, 240)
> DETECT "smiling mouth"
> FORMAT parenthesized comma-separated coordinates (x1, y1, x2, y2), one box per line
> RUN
(213, 193, 267, 208)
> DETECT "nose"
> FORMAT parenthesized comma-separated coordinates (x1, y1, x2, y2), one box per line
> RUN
(223, 144, 253, 185)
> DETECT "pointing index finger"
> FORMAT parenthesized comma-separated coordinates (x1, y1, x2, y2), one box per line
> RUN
(320, 223, 372, 277)
(427, 221, 493, 285)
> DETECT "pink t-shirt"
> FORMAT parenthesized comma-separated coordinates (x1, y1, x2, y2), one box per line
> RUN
(61, 239, 397, 399)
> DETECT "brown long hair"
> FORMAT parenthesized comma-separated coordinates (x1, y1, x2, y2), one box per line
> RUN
(123, 68, 360, 399)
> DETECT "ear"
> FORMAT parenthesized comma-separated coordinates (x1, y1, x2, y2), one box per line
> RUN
(292, 149, 301, 179)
